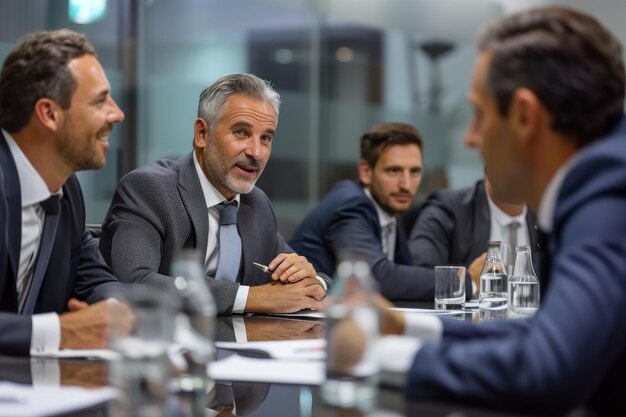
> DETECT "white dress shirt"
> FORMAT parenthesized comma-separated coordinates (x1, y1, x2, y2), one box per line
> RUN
(192, 154, 248, 313)
(363, 188, 397, 261)
(3, 129, 62, 355)
(193, 154, 326, 314)
(486, 194, 530, 250)
(537, 154, 579, 233)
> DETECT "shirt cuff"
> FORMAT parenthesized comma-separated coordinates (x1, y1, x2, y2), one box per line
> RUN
(403, 313, 443, 341)
(375, 335, 423, 387)
(30, 357, 61, 387)
(30, 313, 61, 355)
(232, 285, 249, 314)
(232, 316, 248, 342)
(315, 275, 328, 291)
(472, 281, 478, 296)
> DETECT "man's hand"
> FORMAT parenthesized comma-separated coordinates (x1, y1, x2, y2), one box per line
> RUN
(468, 252, 486, 295)
(267, 253, 317, 283)
(245, 278, 326, 313)
(374, 294, 406, 335)
(60, 361, 109, 388)
(59, 299, 134, 349)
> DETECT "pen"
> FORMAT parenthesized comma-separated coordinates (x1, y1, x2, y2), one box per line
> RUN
(253, 262, 271, 274)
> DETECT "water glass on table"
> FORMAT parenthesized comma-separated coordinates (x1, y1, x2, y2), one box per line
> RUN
(434, 266, 466, 310)
(108, 284, 179, 417)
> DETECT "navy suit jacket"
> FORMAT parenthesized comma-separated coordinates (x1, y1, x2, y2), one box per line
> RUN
(0, 132, 122, 356)
(404, 117, 626, 416)
(409, 179, 541, 279)
(290, 180, 444, 300)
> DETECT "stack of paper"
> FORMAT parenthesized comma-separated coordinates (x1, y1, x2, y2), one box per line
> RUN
(0, 382, 117, 417)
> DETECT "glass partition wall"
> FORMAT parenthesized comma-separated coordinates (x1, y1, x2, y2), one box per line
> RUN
(11, 0, 619, 234)
(136, 0, 500, 238)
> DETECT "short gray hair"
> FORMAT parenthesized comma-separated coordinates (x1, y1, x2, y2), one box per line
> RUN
(197, 73, 281, 134)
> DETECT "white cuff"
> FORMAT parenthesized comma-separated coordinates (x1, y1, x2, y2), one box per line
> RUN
(30, 357, 61, 387)
(30, 313, 61, 355)
(315, 275, 328, 291)
(403, 313, 443, 341)
(232, 285, 249, 314)
(232, 316, 248, 342)
(375, 335, 422, 387)
(472, 280, 478, 296)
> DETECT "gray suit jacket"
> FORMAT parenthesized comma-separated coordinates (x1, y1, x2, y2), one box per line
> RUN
(100, 152, 309, 314)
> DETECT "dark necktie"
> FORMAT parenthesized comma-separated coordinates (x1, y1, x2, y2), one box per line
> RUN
(215, 201, 241, 282)
(22, 195, 61, 315)
(537, 229, 551, 297)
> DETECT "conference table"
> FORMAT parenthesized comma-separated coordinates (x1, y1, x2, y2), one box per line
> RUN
(0, 304, 575, 417)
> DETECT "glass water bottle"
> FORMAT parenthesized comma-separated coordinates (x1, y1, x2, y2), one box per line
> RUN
(507, 245, 540, 316)
(479, 241, 508, 310)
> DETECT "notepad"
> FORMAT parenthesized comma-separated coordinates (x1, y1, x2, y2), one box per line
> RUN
(0, 382, 117, 417)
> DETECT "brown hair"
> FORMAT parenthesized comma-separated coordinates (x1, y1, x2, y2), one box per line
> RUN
(478, 6, 625, 146)
(360, 122, 424, 168)
(0, 29, 96, 132)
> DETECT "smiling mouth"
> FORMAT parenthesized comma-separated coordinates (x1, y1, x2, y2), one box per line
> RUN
(97, 127, 112, 142)
(235, 164, 259, 176)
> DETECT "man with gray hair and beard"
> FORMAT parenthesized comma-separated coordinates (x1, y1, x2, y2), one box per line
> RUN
(101, 73, 329, 315)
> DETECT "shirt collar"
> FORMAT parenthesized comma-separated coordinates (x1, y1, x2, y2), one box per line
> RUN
(537, 154, 580, 232)
(2, 129, 62, 208)
(193, 151, 240, 209)
(363, 187, 396, 228)
(486, 191, 527, 228)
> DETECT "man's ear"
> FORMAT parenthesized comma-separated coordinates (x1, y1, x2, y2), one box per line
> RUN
(509, 87, 545, 149)
(358, 159, 373, 187)
(33, 98, 62, 132)
(193, 118, 209, 149)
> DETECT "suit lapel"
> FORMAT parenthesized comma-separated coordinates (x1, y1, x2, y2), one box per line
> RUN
(21, 198, 61, 315)
(237, 200, 257, 284)
(177, 153, 209, 255)
(471, 181, 490, 259)
(526, 210, 542, 275)
(0, 134, 22, 284)
(394, 220, 412, 264)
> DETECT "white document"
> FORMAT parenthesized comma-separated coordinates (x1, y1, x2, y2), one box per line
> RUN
(390, 307, 462, 315)
(0, 382, 116, 417)
(208, 354, 324, 385)
(216, 338, 325, 361)
(272, 308, 461, 319)
(31, 349, 120, 360)
(268, 310, 325, 319)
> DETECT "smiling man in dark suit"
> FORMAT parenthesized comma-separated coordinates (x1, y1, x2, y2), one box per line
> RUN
(101, 73, 328, 315)
(0, 30, 132, 356)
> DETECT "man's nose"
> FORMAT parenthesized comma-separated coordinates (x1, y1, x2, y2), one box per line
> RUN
(464, 119, 479, 148)
(107, 97, 125, 124)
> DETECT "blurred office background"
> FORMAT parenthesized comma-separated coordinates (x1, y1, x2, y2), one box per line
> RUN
(1, 0, 625, 238)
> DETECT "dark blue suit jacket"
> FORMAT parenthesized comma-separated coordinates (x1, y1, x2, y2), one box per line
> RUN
(0, 131, 122, 356)
(290, 180, 440, 300)
(405, 117, 626, 416)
